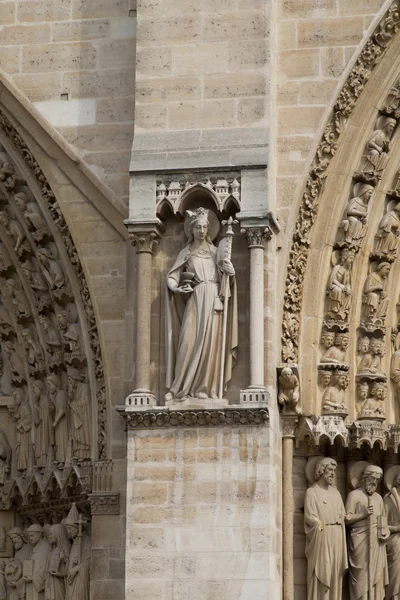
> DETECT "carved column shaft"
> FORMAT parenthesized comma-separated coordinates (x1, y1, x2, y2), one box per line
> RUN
(242, 226, 272, 388)
(282, 417, 297, 600)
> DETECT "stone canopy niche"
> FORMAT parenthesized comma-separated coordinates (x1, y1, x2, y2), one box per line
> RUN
(0, 111, 118, 600)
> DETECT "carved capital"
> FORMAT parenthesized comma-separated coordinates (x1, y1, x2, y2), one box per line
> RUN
(281, 415, 299, 439)
(124, 219, 165, 254)
(89, 492, 120, 515)
(241, 226, 272, 249)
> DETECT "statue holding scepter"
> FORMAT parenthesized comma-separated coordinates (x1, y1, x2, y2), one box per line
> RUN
(165, 208, 238, 403)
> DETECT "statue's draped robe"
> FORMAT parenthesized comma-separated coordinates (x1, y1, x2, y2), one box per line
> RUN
(34, 393, 53, 468)
(66, 533, 90, 600)
(384, 488, 400, 600)
(166, 243, 237, 399)
(52, 390, 68, 463)
(327, 264, 351, 316)
(69, 382, 90, 458)
(26, 537, 50, 600)
(16, 400, 32, 471)
(7, 543, 31, 600)
(304, 484, 347, 600)
(45, 545, 68, 600)
(345, 489, 388, 600)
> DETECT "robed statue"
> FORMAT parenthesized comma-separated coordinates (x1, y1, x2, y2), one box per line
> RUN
(384, 466, 400, 600)
(304, 457, 347, 600)
(165, 208, 238, 403)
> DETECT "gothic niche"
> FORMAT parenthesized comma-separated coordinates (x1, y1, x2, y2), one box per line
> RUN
(0, 115, 116, 600)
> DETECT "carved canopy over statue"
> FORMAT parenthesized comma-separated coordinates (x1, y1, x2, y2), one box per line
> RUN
(165, 208, 238, 403)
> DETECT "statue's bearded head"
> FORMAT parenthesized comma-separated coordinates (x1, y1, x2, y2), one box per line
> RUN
(315, 457, 337, 486)
(361, 465, 382, 495)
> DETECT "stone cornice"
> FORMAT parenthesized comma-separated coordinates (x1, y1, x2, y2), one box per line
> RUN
(116, 405, 269, 429)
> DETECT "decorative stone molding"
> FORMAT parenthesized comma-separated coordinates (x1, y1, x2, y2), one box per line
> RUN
(117, 405, 269, 429)
(88, 492, 120, 515)
(295, 415, 349, 447)
(281, 0, 400, 363)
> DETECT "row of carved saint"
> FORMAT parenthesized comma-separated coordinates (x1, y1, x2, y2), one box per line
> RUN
(305, 458, 400, 599)
(0, 503, 89, 600)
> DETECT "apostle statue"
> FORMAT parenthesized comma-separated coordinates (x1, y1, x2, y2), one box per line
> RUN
(24, 524, 50, 600)
(5, 527, 32, 600)
(345, 464, 389, 600)
(165, 208, 238, 403)
(304, 457, 347, 600)
(65, 503, 90, 600)
(383, 466, 400, 600)
(45, 524, 71, 600)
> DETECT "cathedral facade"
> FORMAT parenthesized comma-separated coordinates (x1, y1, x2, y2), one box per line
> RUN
(0, 0, 400, 599)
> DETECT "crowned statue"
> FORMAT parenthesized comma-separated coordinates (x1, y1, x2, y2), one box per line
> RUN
(165, 208, 238, 404)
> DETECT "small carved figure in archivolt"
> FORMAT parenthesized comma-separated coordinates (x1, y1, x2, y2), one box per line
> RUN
(67, 368, 91, 459)
(47, 374, 68, 466)
(21, 327, 44, 374)
(3, 340, 25, 383)
(356, 381, 369, 417)
(345, 464, 389, 600)
(322, 370, 349, 415)
(326, 248, 355, 321)
(37, 247, 69, 299)
(318, 369, 331, 391)
(391, 330, 400, 403)
(321, 332, 349, 364)
(304, 457, 347, 600)
(14, 191, 50, 242)
(10, 387, 32, 471)
(165, 208, 238, 403)
(358, 337, 385, 375)
(32, 379, 54, 469)
(39, 314, 63, 366)
(374, 201, 400, 256)
(359, 115, 397, 178)
(0, 429, 10, 485)
(57, 309, 83, 360)
(0, 209, 28, 256)
(278, 367, 301, 414)
(341, 183, 374, 245)
(21, 259, 50, 311)
(362, 262, 391, 324)
(3, 278, 31, 320)
(357, 336, 371, 371)
(359, 381, 386, 419)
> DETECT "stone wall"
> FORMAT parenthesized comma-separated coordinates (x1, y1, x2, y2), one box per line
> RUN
(126, 422, 281, 600)
(0, 0, 136, 206)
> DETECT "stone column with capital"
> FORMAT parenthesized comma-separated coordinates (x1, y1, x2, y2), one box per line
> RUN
(124, 220, 164, 407)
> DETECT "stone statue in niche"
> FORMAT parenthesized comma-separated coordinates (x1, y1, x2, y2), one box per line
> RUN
(359, 115, 397, 178)
(0, 209, 27, 256)
(278, 367, 301, 414)
(326, 248, 355, 321)
(3, 279, 31, 320)
(304, 457, 347, 600)
(318, 369, 332, 391)
(65, 503, 90, 600)
(362, 262, 391, 324)
(345, 464, 389, 600)
(32, 379, 54, 469)
(45, 524, 71, 600)
(374, 201, 400, 256)
(38, 314, 63, 366)
(6, 527, 32, 600)
(357, 336, 371, 371)
(67, 368, 91, 459)
(24, 523, 50, 600)
(47, 374, 68, 467)
(320, 330, 335, 354)
(321, 332, 349, 364)
(383, 466, 400, 600)
(0, 429, 10, 485)
(9, 387, 32, 471)
(359, 381, 386, 419)
(165, 208, 238, 403)
(357, 337, 385, 375)
(14, 192, 49, 242)
(341, 183, 374, 245)
(56, 309, 83, 360)
(20, 260, 50, 311)
(322, 370, 349, 415)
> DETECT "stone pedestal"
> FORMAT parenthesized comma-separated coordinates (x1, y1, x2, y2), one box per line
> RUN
(120, 405, 281, 600)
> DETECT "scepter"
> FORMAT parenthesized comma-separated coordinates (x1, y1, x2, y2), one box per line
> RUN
(218, 217, 237, 400)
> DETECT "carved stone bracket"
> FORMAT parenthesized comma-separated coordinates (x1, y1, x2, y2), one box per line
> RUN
(116, 405, 269, 429)
(88, 492, 120, 515)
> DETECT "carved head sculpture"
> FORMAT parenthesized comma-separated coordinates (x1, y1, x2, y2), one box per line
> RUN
(48, 524, 70, 559)
(14, 193, 28, 212)
(26, 524, 43, 547)
(321, 330, 335, 349)
(371, 338, 384, 356)
(318, 370, 331, 388)
(357, 381, 369, 401)
(32, 379, 44, 400)
(186, 208, 212, 244)
(8, 527, 24, 550)
(37, 247, 53, 265)
(47, 374, 61, 395)
(3, 279, 16, 297)
(394, 473, 400, 488)
(12, 388, 24, 407)
(370, 381, 385, 399)
(67, 367, 82, 388)
(335, 371, 349, 390)
(360, 464, 383, 495)
(353, 182, 374, 201)
(377, 261, 391, 278)
(314, 457, 337, 485)
(341, 247, 355, 267)
(377, 115, 397, 135)
(336, 332, 349, 350)
(64, 503, 80, 540)
(21, 260, 35, 277)
(280, 367, 293, 382)
(0, 211, 9, 228)
(358, 336, 370, 354)
(56, 310, 69, 330)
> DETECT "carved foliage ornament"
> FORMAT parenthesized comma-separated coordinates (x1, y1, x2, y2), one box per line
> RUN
(282, 1, 400, 362)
